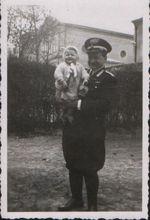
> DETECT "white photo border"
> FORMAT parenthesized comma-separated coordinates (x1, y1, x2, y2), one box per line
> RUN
(1, 0, 149, 219)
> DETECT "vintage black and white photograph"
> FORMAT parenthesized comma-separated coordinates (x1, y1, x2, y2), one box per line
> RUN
(1, 0, 149, 219)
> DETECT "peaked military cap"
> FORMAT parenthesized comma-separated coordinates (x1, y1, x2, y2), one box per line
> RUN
(83, 38, 112, 54)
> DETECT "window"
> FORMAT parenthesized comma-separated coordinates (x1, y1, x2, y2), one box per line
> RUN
(120, 50, 127, 58)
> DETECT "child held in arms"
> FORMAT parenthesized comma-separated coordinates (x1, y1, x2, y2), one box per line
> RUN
(54, 46, 89, 124)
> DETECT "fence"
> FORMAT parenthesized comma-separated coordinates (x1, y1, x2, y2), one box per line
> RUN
(8, 57, 142, 134)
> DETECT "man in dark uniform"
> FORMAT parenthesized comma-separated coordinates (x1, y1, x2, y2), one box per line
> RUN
(58, 38, 117, 211)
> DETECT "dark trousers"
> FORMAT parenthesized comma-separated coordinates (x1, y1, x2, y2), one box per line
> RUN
(69, 169, 99, 208)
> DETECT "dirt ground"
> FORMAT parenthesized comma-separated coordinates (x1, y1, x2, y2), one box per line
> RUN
(8, 130, 142, 212)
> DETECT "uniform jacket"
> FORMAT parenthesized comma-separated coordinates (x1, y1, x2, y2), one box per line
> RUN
(62, 67, 117, 172)
(80, 67, 117, 120)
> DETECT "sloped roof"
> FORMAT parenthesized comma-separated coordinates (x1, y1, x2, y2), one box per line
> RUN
(132, 17, 143, 25)
(62, 22, 133, 39)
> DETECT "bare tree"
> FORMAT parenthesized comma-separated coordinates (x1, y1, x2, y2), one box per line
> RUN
(7, 5, 60, 62)
(8, 6, 36, 58)
(39, 16, 60, 64)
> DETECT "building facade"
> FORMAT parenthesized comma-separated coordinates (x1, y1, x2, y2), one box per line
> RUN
(9, 22, 137, 67)
(62, 23, 134, 67)
(132, 18, 143, 63)
(47, 23, 134, 67)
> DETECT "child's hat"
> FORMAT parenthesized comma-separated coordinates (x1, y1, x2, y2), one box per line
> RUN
(64, 46, 79, 55)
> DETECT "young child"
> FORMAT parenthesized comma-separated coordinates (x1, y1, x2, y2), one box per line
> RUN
(54, 46, 89, 124)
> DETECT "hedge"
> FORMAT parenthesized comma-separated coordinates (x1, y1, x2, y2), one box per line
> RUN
(8, 57, 56, 134)
(106, 63, 142, 130)
(8, 57, 142, 134)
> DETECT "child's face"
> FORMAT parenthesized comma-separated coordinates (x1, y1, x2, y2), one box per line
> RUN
(64, 49, 78, 64)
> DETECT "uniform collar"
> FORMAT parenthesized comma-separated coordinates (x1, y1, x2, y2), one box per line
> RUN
(89, 65, 105, 77)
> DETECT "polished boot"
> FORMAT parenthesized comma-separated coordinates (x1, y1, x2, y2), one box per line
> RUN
(69, 169, 83, 201)
(84, 171, 99, 211)
(58, 169, 84, 211)
(58, 198, 84, 211)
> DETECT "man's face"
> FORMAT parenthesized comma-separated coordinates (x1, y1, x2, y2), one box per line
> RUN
(88, 51, 106, 69)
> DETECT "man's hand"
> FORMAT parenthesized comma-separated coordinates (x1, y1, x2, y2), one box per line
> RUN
(57, 79, 68, 89)
(78, 85, 88, 98)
